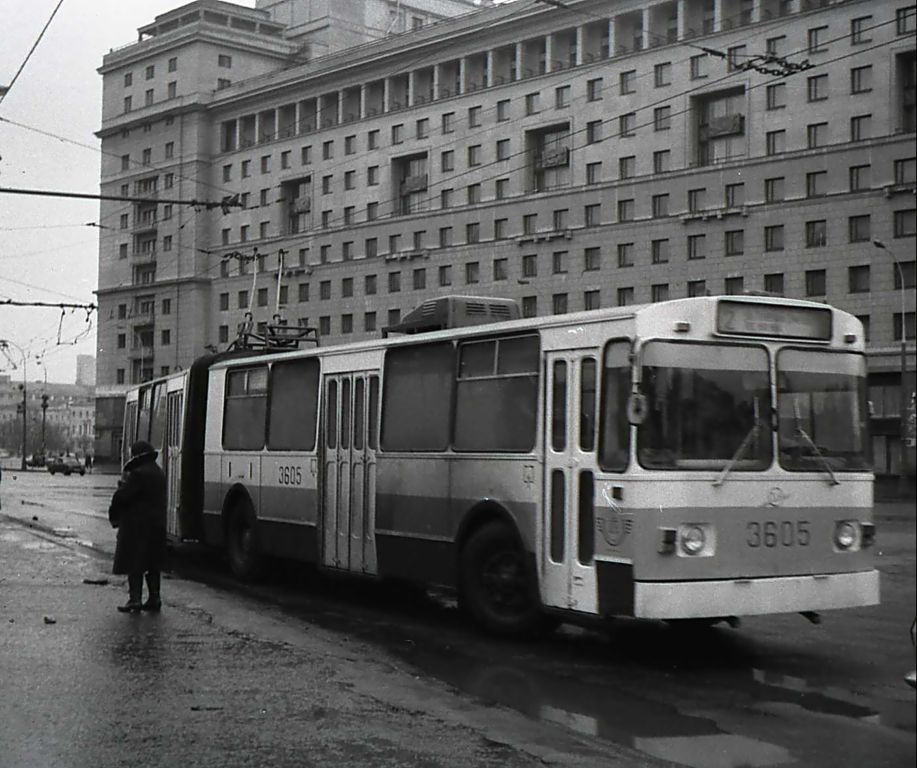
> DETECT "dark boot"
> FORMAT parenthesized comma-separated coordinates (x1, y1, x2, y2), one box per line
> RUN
(142, 571, 162, 612)
(118, 574, 143, 613)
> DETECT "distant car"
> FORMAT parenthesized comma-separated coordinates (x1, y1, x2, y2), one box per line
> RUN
(26, 453, 46, 468)
(47, 455, 85, 476)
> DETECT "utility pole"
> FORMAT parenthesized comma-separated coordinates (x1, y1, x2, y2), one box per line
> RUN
(41, 394, 49, 458)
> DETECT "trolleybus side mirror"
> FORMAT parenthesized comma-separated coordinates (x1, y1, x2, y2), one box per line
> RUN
(627, 392, 648, 425)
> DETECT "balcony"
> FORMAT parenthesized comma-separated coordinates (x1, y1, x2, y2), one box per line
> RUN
(289, 196, 311, 214)
(700, 114, 745, 141)
(534, 147, 570, 170)
(400, 174, 428, 194)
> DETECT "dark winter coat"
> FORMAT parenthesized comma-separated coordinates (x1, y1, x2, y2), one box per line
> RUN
(108, 452, 167, 575)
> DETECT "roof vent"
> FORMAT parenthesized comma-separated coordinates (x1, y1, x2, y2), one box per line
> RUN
(383, 295, 520, 336)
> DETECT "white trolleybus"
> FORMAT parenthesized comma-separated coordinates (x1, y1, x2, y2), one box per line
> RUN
(122, 294, 879, 635)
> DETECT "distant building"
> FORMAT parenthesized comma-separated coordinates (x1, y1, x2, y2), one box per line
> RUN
(76, 354, 97, 387)
(94, 0, 915, 478)
(0, 376, 95, 457)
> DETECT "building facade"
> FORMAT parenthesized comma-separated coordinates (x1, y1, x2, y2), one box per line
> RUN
(95, 0, 915, 480)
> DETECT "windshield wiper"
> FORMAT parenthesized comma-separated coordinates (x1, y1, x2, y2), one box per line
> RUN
(792, 400, 840, 486)
(713, 397, 762, 488)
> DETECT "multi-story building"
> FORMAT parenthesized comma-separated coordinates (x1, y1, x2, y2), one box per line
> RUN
(95, 0, 915, 483)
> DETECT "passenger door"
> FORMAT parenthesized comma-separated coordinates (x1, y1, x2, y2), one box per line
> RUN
(542, 351, 600, 614)
(322, 372, 379, 574)
(165, 389, 183, 538)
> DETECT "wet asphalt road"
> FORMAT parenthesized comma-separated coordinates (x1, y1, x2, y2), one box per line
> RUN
(1, 466, 915, 768)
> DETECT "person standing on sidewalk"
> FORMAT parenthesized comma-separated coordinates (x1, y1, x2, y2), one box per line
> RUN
(107, 440, 167, 613)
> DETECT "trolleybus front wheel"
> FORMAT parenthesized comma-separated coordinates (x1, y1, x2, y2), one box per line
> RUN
(460, 521, 548, 637)
(227, 499, 261, 581)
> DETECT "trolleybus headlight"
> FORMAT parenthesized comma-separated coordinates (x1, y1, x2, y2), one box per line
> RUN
(834, 521, 858, 550)
(680, 525, 706, 556)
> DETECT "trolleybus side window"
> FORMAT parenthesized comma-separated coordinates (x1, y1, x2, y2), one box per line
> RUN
(454, 334, 539, 452)
(777, 349, 871, 471)
(149, 382, 167, 452)
(223, 366, 268, 450)
(368, 377, 380, 450)
(137, 386, 152, 443)
(598, 341, 632, 471)
(381, 342, 454, 451)
(580, 358, 597, 452)
(637, 342, 771, 470)
(267, 358, 319, 451)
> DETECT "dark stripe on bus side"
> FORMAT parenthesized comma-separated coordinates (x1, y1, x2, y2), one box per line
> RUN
(596, 562, 635, 617)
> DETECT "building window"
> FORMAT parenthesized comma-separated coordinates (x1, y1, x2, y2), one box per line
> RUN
(651, 239, 669, 264)
(584, 290, 600, 311)
(619, 113, 636, 137)
(894, 260, 917, 289)
(493, 258, 507, 281)
(807, 122, 828, 149)
(688, 187, 706, 213)
(552, 251, 567, 274)
(468, 144, 482, 166)
(555, 85, 570, 109)
(494, 218, 508, 239)
(495, 178, 509, 199)
(894, 208, 916, 237)
(725, 230, 744, 256)
(654, 62, 671, 87)
(587, 78, 603, 101)
(849, 164, 871, 191)
(441, 150, 454, 172)
(687, 234, 707, 260)
(764, 273, 784, 295)
(653, 150, 670, 174)
(123, 96, 132, 113)
(468, 105, 482, 127)
(617, 199, 633, 222)
(584, 247, 600, 271)
(388, 272, 401, 293)
(651, 284, 669, 303)
(766, 129, 786, 156)
(808, 26, 828, 54)
(586, 120, 602, 144)
(850, 15, 872, 44)
(522, 296, 537, 318)
(466, 222, 480, 243)
(364, 312, 376, 333)
(365, 275, 377, 295)
(805, 269, 827, 297)
(496, 139, 510, 161)
(894, 312, 917, 341)
(687, 280, 706, 297)
(806, 220, 828, 247)
(465, 262, 480, 284)
(765, 177, 785, 202)
(584, 204, 601, 227)
(894, 158, 917, 184)
(522, 254, 537, 277)
(848, 265, 870, 293)
(617, 243, 634, 268)
(725, 183, 744, 208)
(467, 184, 482, 205)
(586, 162, 602, 184)
(851, 65, 873, 94)
(849, 215, 871, 243)
(766, 83, 786, 110)
(619, 155, 635, 179)
(416, 118, 429, 139)
(806, 171, 827, 198)
(496, 99, 510, 121)
(723, 276, 744, 295)
(552, 293, 568, 315)
(652, 194, 669, 218)
(413, 269, 426, 290)
(653, 106, 671, 131)
(441, 112, 455, 134)
(391, 124, 403, 144)
(898, 7, 916, 34)
(690, 54, 708, 80)
(850, 114, 872, 142)
(525, 92, 539, 115)
(218, 54, 232, 68)
(367, 130, 379, 150)
(807, 74, 828, 102)
(620, 70, 636, 94)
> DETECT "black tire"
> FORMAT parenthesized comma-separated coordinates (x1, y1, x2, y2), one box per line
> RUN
(63, 469, 71, 476)
(226, 498, 261, 581)
(459, 521, 547, 637)
(48, 468, 56, 475)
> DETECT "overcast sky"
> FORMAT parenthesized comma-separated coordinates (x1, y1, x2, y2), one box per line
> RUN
(0, 0, 257, 385)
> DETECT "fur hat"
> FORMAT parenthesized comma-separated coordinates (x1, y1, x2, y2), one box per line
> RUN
(129, 440, 158, 459)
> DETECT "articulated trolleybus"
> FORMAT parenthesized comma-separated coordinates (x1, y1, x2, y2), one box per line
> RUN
(123, 294, 878, 635)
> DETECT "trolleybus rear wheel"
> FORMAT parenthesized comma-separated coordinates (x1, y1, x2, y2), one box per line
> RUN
(460, 521, 546, 637)
(227, 499, 261, 581)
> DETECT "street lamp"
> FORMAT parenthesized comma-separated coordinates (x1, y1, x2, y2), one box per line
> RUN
(0, 340, 27, 470)
(873, 239, 912, 493)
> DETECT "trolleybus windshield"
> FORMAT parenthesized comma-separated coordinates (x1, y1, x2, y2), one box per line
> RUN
(776, 350, 871, 472)
(637, 341, 771, 470)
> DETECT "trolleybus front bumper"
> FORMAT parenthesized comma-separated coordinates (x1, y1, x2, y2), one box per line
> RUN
(634, 569, 880, 620)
